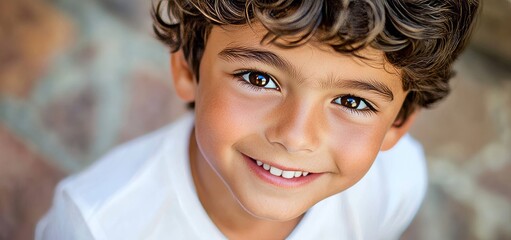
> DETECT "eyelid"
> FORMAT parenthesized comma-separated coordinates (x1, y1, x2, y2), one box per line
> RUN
(332, 95, 378, 114)
(233, 69, 281, 90)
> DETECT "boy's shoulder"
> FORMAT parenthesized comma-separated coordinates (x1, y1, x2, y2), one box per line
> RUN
(38, 112, 235, 240)
(51, 113, 194, 221)
(65, 123, 176, 206)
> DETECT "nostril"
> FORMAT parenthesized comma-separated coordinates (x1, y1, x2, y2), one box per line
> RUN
(265, 120, 319, 154)
(271, 140, 315, 154)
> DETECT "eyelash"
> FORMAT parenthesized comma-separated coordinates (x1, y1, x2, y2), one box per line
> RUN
(233, 70, 280, 91)
(233, 70, 378, 115)
(333, 95, 378, 116)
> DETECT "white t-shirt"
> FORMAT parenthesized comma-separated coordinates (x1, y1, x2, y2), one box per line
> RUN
(36, 112, 427, 240)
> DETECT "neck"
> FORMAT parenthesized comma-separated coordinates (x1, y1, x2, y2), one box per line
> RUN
(188, 128, 302, 240)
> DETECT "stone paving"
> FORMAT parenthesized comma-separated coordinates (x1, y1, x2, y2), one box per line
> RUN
(1, 0, 510, 239)
(403, 49, 511, 239)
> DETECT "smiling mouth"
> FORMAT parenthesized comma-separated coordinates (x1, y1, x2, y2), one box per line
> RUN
(250, 158, 311, 179)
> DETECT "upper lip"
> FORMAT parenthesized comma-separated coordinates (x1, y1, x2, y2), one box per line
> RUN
(243, 153, 316, 173)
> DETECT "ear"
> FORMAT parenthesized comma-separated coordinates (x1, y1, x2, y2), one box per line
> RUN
(380, 110, 419, 151)
(171, 50, 196, 102)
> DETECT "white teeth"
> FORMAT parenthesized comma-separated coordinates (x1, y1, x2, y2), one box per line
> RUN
(269, 166, 283, 176)
(263, 163, 270, 170)
(255, 160, 310, 179)
(281, 171, 295, 179)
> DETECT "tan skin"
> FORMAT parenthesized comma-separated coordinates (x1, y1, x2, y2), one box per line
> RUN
(189, 128, 299, 239)
(172, 24, 417, 239)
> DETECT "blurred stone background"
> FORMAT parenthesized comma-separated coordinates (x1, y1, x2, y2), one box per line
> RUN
(0, 0, 509, 239)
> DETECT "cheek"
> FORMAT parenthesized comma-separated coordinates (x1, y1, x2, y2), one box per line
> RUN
(328, 122, 387, 180)
(193, 77, 274, 166)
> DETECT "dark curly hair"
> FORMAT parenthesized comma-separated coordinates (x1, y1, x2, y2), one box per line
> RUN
(152, 0, 480, 126)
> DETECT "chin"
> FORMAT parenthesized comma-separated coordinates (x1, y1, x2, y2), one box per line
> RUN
(234, 194, 310, 222)
(245, 207, 304, 222)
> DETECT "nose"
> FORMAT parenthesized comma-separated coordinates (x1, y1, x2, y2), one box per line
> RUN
(265, 100, 321, 153)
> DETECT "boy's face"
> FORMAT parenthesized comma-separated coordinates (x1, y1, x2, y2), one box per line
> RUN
(174, 24, 413, 221)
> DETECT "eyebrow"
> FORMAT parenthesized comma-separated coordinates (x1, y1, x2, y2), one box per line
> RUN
(218, 46, 394, 102)
(321, 77, 395, 101)
(218, 46, 293, 72)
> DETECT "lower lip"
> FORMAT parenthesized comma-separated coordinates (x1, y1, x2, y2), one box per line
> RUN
(243, 154, 322, 188)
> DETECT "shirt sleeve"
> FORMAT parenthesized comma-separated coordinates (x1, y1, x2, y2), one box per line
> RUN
(35, 180, 95, 240)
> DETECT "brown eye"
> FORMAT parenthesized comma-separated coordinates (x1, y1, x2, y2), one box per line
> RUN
(333, 96, 369, 110)
(249, 72, 269, 86)
(241, 72, 279, 89)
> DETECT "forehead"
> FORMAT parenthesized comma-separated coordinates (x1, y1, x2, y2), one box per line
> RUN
(204, 24, 403, 91)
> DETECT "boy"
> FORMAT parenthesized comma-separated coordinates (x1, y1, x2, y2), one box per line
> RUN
(37, 0, 480, 239)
